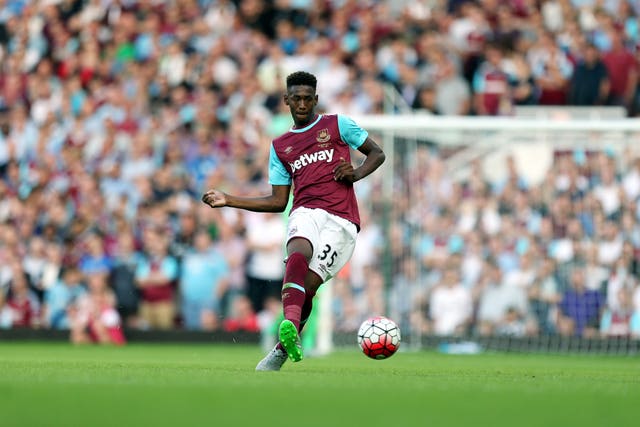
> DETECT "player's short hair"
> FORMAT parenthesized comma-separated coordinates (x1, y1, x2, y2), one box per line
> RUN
(286, 71, 317, 90)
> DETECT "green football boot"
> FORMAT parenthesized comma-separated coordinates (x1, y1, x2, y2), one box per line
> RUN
(279, 319, 303, 362)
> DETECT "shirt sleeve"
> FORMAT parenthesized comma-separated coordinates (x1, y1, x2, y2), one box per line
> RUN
(337, 115, 368, 149)
(162, 257, 178, 281)
(268, 143, 291, 185)
(135, 261, 150, 280)
(559, 56, 574, 79)
(472, 69, 485, 93)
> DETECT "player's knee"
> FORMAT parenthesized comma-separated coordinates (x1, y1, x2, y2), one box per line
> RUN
(286, 238, 313, 261)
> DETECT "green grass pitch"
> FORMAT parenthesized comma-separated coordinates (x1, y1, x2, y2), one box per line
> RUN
(0, 342, 638, 427)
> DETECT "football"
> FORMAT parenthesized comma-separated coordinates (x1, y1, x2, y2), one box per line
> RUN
(357, 316, 401, 359)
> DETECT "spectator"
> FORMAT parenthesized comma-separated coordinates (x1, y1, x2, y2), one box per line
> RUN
(506, 52, 538, 106)
(473, 43, 511, 115)
(597, 220, 624, 267)
(584, 245, 610, 292)
(476, 260, 532, 336)
(109, 230, 140, 328)
(529, 31, 574, 105)
(600, 287, 637, 337)
(213, 217, 248, 312)
(411, 84, 440, 114)
(78, 232, 112, 277)
(243, 211, 286, 314)
(135, 228, 178, 330)
(604, 254, 637, 313)
(43, 266, 85, 330)
(5, 268, 40, 328)
(476, 261, 507, 336)
(593, 167, 623, 220)
(22, 235, 48, 301)
(388, 257, 428, 337)
(558, 268, 604, 338)
(449, 2, 491, 77)
(223, 294, 260, 333)
(602, 30, 638, 110)
(179, 229, 229, 331)
(504, 251, 537, 289)
(70, 272, 126, 345)
(170, 210, 199, 262)
(494, 306, 529, 337)
(527, 256, 561, 335)
(429, 262, 472, 336)
(433, 53, 471, 115)
(568, 43, 610, 106)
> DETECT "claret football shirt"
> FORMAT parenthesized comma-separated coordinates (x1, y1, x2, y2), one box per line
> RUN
(269, 114, 368, 229)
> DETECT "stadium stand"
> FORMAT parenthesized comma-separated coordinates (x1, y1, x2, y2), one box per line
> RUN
(1, 0, 639, 349)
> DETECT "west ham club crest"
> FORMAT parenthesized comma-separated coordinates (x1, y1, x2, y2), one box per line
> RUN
(316, 128, 330, 143)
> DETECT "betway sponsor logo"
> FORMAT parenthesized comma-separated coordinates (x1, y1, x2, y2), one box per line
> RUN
(289, 149, 334, 172)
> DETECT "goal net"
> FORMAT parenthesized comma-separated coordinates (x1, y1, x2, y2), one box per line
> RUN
(324, 110, 640, 354)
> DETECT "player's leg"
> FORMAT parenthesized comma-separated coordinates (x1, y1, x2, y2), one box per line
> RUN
(301, 213, 357, 335)
(278, 236, 313, 362)
(298, 270, 322, 334)
(282, 237, 313, 328)
(256, 236, 312, 369)
(258, 247, 319, 370)
(257, 208, 326, 370)
(255, 344, 289, 371)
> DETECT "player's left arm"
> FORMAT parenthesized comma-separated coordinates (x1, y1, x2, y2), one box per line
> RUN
(333, 137, 385, 183)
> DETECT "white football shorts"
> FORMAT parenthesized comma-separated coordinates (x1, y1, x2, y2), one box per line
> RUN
(286, 207, 358, 283)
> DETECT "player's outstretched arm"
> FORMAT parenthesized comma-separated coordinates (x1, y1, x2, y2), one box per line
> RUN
(333, 138, 385, 183)
(201, 185, 291, 213)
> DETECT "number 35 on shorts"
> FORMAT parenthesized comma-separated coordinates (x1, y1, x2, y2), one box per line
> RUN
(318, 244, 338, 267)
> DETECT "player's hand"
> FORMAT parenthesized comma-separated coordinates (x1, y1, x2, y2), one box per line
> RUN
(333, 158, 358, 183)
(201, 189, 227, 208)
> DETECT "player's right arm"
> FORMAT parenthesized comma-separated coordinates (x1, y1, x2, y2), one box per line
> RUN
(202, 141, 292, 212)
(201, 185, 291, 212)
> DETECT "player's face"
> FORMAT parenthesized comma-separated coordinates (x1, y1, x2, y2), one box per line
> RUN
(284, 85, 318, 127)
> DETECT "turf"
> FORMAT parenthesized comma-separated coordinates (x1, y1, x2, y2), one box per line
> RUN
(0, 343, 638, 427)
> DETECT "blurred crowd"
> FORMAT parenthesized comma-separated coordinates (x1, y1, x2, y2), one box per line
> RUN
(1, 0, 640, 344)
(355, 146, 640, 340)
